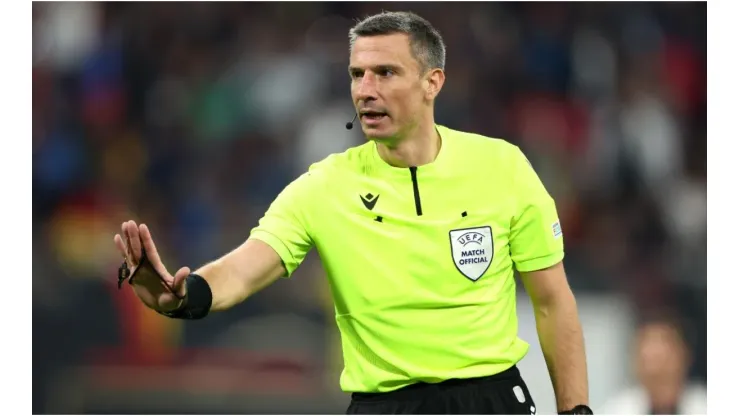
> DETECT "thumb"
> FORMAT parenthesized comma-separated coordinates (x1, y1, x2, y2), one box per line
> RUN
(172, 266, 191, 298)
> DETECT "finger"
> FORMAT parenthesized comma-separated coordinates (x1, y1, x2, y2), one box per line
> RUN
(124, 229, 136, 264)
(113, 234, 128, 259)
(138, 224, 168, 276)
(126, 221, 143, 263)
(121, 222, 131, 256)
(172, 266, 191, 298)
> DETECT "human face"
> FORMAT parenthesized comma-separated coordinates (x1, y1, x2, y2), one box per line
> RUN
(634, 323, 689, 394)
(349, 33, 428, 141)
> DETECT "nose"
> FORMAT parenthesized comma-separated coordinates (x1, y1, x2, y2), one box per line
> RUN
(354, 72, 378, 102)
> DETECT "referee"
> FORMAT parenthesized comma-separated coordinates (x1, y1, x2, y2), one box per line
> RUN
(114, 11, 592, 415)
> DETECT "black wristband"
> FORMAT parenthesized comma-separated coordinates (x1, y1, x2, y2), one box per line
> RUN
(158, 273, 213, 320)
(558, 405, 593, 415)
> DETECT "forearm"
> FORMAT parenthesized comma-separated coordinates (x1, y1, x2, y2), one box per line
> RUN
(533, 291, 589, 412)
(192, 239, 286, 312)
(194, 258, 251, 311)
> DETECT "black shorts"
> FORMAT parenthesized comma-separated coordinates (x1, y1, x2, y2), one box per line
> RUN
(346, 365, 537, 415)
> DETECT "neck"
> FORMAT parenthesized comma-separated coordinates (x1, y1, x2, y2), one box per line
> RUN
(375, 120, 440, 168)
(647, 382, 684, 413)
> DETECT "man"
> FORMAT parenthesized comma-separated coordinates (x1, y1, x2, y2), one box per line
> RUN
(599, 314, 706, 414)
(114, 11, 591, 415)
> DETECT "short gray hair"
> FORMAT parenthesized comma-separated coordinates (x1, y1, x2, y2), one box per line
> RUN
(349, 11, 446, 72)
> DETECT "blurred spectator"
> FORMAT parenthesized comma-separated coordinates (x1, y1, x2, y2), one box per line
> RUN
(598, 313, 707, 414)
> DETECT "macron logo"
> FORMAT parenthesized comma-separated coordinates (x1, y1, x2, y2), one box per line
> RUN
(360, 193, 380, 210)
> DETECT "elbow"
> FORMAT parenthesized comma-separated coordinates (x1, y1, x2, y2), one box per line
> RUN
(532, 287, 577, 316)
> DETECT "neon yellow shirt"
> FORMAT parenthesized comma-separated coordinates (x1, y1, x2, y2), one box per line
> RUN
(249, 125, 564, 393)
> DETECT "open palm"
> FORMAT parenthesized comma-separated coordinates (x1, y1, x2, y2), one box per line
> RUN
(113, 220, 190, 312)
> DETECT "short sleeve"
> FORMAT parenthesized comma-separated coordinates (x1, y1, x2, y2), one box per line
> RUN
(249, 172, 315, 277)
(508, 147, 564, 273)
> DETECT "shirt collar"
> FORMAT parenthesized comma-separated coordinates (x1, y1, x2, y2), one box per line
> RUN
(369, 124, 453, 177)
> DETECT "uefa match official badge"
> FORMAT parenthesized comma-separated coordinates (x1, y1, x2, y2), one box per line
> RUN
(449, 226, 494, 281)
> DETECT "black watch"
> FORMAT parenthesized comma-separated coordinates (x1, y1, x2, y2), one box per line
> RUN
(558, 405, 593, 415)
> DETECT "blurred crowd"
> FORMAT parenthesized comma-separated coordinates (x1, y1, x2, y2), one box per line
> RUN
(32, 2, 706, 414)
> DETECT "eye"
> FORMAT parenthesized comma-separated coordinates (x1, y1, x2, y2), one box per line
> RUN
(350, 70, 364, 79)
(380, 68, 394, 77)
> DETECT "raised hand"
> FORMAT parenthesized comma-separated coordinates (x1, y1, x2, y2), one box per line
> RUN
(113, 220, 190, 312)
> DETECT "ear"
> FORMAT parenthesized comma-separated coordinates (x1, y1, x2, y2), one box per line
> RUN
(424, 68, 445, 101)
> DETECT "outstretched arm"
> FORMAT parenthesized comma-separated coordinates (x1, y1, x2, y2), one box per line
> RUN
(115, 221, 287, 314)
(117, 169, 316, 317)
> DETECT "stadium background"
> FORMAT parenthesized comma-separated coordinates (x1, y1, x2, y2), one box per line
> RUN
(32, 2, 706, 414)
